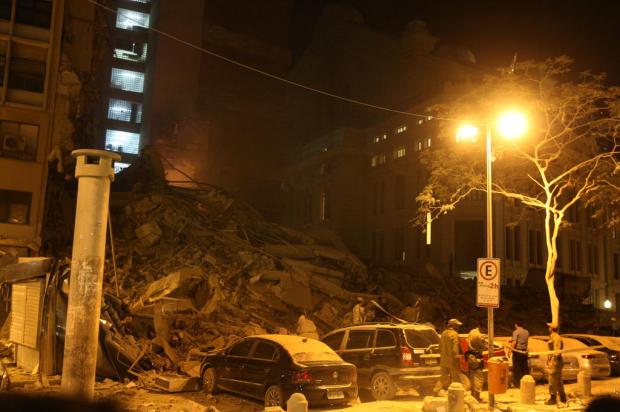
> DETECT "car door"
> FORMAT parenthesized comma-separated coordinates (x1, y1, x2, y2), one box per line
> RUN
(371, 329, 398, 368)
(218, 339, 255, 395)
(323, 331, 346, 352)
(339, 329, 375, 386)
(243, 340, 280, 399)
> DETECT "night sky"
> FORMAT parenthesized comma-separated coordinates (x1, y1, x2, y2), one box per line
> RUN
(291, 0, 620, 84)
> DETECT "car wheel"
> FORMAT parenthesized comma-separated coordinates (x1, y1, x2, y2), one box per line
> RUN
(202, 367, 219, 394)
(264, 384, 285, 408)
(459, 372, 471, 391)
(370, 372, 396, 400)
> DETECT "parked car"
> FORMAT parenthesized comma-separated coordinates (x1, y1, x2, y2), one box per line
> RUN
(200, 334, 357, 408)
(321, 322, 441, 400)
(457, 334, 505, 389)
(560, 336, 611, 379)
(563, 334, 620, 376)
(527, 337, 580, 382)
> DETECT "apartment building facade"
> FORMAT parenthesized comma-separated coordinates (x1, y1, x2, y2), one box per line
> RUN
(0, 0, 65, 252)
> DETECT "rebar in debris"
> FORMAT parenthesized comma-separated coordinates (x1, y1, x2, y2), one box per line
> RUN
(108, 214, 120, 297)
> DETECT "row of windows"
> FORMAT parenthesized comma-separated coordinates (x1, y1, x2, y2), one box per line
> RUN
(372, 175, 408, 215)
(370, 139, 431, 167)
(106, 4, 152, 156)
(371, 117, 433, 144)
(370, 228, 429, 263)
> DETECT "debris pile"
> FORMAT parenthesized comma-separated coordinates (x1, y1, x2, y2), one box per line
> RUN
(99, 186, 375, 378)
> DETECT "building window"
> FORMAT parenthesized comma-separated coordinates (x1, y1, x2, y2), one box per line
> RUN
(614, 253, 619, 280)
(8, 43, 47, 93)
(116, 8, 150, 31)
(0, 120, 38, 161)
(113, 38, 148, 63)
(416, 140, 422, 151)
(514, 226, 521, 262)
(0, 189, 31, 224)
(394, 227, 405, 261)
(319, 190, 329, 222)
(396, 125, 407, 134)
(426, 137, 432, 148)
(371, 155, 378, 167)
(319, 163, 328, 175)
(528, 230, 535, 264)
(0, 1, 10, 20)
(105, 129, 140, 154)
(393, 146, 406, 159)
(395, 175, 405, 210)
(110, 68, 144, 93)
(379, 180, 385, 214)
(16, 0, 52, 29)
(569, 239, 582, 272)
(108, 98, 143, 123)
(556, 236, 563, 270)
(588, 244, 599, 275)
(376, 231, 384, 262)
(372, 182, 378, 215)
(505, 227, 513, 260)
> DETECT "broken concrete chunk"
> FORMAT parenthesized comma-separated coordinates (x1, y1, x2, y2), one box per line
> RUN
(135, 222, 163, 247)
(282, 258, 344, 284)
(279, 272, 312, 309)
(153, 374, 201, 393)
(143, 267, 207, 303)
(263, 244, 314, 259)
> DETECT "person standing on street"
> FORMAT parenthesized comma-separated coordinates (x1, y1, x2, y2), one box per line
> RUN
(510, 321, 529, 388)
(465, 324, 485, 402)
(352, 297, 365, 325)
(545, 322, 567, 405)
(433, 318, 463, 395)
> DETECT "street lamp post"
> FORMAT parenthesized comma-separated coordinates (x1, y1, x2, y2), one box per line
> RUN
(457, 110, 527, 410)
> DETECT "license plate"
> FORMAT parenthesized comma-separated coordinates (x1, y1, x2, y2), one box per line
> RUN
(327, 390, 344, 399)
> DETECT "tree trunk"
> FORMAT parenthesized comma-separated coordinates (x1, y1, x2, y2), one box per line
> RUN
(544, 213, 562, 327)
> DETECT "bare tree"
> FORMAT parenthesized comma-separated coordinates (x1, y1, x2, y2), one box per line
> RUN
(416, 56, 620, 326)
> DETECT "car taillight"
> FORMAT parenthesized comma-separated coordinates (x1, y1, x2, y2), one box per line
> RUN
(582, 354, 595, 359)
(401, 346, 413, 367)
(292, 370, 312, 384)
(351, 368, 357, 383)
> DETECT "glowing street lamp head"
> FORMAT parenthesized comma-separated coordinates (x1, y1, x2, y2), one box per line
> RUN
(456, 124, 480, 142)
(496, 111, 528, 140)
(604, 299, 612, 309)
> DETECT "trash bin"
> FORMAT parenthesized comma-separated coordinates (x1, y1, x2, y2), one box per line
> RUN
(487, 356, 509, 394)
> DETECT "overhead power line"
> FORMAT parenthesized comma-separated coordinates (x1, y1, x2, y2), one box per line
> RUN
(87, 0, 475, 123)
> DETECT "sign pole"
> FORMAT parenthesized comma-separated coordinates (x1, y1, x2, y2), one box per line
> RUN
(485, 125, 495, 410)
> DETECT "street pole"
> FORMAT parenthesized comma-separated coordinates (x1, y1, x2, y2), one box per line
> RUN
(485, 126, 495, 410)
(61, 149, 120, 398)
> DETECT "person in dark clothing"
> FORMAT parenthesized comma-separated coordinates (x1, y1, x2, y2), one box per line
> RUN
(433, 318, 462, 395)
(510, 320, 529, 387)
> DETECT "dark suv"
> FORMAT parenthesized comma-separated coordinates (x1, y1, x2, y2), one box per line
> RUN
(321, 323, 440, 400)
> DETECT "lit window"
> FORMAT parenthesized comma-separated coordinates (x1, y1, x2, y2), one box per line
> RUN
(382, 134, 387, 141)
(396, 125, 407, 134)
(129, 0, 150, 3)
(373, 136, 380, 143)
(427, 137, 432, 148)
(114, 162, 131, 173)
(418, 119, 423, 125)
(108, 98, 143, 123)
(371, 155, 378, 167)
(116, 8, 150, 31)
(105, 129, 140, 154)
(393, 146, 406, 159)
(114, 39, 148, 63)
(322, 147, 328, 152)
(416, 140, 422, 151)
(379, 153, 386, 164)
(110, 68, 144, 93)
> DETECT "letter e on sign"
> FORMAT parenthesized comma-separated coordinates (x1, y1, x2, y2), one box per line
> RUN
(476, 258, 500, 308)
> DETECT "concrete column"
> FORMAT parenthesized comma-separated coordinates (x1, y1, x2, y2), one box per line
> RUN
(578, 370, 592, 397)
(448, 382, 465, 412)
(520, 375, 536, 404)
(61, 149, 121, 398)
(286, 393, 308, 412)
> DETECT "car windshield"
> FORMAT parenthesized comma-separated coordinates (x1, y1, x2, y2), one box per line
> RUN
(405, 328, 440, 348)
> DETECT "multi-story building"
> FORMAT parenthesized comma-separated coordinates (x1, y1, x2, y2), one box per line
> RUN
(0, 0, 65, 254)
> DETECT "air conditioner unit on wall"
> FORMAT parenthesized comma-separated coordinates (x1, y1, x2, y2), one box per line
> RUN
(2, 135, 26, 153)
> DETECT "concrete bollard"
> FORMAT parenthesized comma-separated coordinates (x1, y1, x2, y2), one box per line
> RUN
(520, 375, 536, 404)
(286, 393, 308, 412)
(448, 382, 465, 412)
(61, 149, 120, 399)
(578, 370, 592, 397)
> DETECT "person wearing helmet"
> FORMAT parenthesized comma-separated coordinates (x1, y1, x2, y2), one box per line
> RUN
(433, 318, 463, 395)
